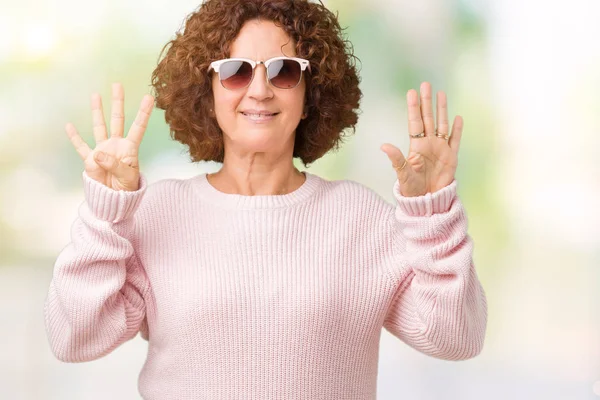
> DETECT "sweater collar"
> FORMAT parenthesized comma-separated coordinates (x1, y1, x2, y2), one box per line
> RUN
(194, 171, 322, 210)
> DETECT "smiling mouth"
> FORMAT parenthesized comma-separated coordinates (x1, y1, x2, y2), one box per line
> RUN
(241, 112, 279, 117)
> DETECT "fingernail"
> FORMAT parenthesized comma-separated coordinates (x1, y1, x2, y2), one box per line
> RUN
(95, 152, 105, 162)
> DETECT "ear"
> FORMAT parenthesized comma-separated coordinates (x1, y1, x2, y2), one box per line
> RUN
(301, 107, 308, 119)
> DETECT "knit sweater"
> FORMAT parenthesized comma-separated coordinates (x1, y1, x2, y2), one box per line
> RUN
(44, 170, 487, 400)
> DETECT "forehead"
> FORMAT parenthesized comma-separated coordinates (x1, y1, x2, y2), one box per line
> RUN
(229, 19, 297, 58)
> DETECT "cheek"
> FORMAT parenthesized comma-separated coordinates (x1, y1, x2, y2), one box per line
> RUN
(283, 89, 306, 116)
(293, 85, 307, 114)
(213, 91, 242, 119)
(292, 96, 306, 118)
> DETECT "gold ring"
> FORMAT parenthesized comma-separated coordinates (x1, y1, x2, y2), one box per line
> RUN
(393, 160, 407, 172)
(435, 131, 450, 140)
(409, 132, 425, 138)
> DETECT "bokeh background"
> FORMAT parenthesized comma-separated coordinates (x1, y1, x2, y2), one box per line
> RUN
(1, 0, 599, 398)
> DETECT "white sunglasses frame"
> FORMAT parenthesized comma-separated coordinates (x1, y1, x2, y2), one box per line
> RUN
(208, 56, 311, 90)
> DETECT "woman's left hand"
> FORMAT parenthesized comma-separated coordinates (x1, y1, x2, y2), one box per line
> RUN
(381, 82, 463, 197)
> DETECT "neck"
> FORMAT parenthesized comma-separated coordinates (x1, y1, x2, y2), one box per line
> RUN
(207, 155, 305, 196)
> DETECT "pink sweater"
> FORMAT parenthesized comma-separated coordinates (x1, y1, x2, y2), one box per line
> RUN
(44, 170, 487, 399)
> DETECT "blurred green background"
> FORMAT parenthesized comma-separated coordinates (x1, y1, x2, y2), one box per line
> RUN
(1, 0, 599, 398)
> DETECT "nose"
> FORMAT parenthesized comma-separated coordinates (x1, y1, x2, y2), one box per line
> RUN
(246, 64, 273, 101)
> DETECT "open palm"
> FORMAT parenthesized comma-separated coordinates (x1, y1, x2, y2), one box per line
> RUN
(66, 83, 154, 192)
(381, 82, 462, 197)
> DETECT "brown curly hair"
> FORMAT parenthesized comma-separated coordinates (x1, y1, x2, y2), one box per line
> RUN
(151, 0, 362, 166)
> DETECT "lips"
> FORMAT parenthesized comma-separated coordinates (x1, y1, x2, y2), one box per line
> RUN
(240, 111, 279, 117)
(241, 112, 278, 123)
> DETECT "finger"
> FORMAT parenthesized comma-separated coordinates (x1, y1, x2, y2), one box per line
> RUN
(65, 123, 91, 160)
(381, 143, 425, 172)
(94, 151, 138, 178)
(420, 82, 434, 136)
(126, 94, 154, 146)
(381, 143, 405, 165)
(436, 91, 449, 136)
(407, 89, 424, 136)
(448, 115, 463, 153)
(110, 83, 125, 138)
(380, 143, 417, 176)
(120, 147, 140, 169)
(91, 93, 108, 143)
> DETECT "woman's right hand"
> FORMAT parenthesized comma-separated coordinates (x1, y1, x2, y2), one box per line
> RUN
(66, 83, 154, 192)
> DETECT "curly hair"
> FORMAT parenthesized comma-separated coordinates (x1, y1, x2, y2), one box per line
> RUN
(151, 0, 362, 166)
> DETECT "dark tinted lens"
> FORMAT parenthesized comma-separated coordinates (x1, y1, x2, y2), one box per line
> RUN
(219, 60, 253, 89)
(268, 59, 302, 89)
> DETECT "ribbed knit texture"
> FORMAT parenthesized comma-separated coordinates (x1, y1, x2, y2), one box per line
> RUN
(44, 170, 487, 400)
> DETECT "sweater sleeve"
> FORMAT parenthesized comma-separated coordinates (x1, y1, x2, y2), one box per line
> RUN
(44, 171, 151, 363)
(382, 179, 487, 361)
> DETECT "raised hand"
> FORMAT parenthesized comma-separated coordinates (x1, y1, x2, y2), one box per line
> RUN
(381, 82, 463, 197)
(66, 83, 154, 192)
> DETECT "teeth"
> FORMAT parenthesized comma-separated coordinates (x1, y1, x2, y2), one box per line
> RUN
(243, 113, 275, 117)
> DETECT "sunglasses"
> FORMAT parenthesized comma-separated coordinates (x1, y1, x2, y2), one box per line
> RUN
(208, 57, 311, 90)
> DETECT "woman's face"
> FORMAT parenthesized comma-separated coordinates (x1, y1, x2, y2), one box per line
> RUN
(211, 19, 306, 157)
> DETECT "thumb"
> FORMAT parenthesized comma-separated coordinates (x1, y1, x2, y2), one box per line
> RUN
(94, 151, 136, 178)
(380, 143, 409, 175)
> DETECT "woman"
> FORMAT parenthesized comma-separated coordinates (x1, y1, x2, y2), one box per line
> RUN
(44, 0, 487, 399)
